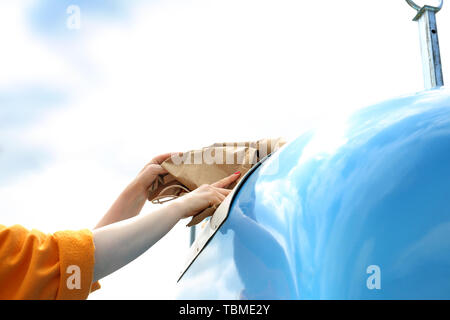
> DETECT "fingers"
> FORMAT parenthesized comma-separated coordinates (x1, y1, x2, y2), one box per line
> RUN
(209, 196, 223, 208)
(214, 190, 226, 202)
(213, 187, 232, 196)
(209, 187, 231, 208)
(211, 171, 241, 188)
(148, 164, 168, 175)
(199, 185, 229, 207)
(213, 193, 226, 206)
(180, 183, 232, 219)
(203, 185, 233, 209)
(150, 152, 180, 165)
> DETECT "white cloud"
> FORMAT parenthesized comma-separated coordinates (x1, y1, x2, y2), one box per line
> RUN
(0, 1, 84, 90)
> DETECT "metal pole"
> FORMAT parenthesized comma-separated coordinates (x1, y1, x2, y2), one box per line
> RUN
(406, 0, 444, 89)
(190, 225, 196, 246)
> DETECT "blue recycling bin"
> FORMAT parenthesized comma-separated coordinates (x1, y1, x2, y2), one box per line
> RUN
(177, 88, 450, 299)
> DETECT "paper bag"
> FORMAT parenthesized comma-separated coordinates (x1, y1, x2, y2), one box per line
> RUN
(148, 138, 286, 226)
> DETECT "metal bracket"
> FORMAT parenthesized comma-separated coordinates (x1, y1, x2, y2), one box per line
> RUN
(406, 0, 443, 12)
(406, 0, 444, 89)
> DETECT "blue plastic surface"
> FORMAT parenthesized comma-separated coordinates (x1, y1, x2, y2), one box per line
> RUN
(177, 88, 450, 299)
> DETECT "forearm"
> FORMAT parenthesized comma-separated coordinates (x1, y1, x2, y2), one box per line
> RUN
(92, 200, 184, 282)
(95, 179, 147, 229)
(91, 171, 239, 283)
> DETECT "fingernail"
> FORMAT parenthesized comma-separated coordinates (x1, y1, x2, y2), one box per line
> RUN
(234, 171, 241, 175)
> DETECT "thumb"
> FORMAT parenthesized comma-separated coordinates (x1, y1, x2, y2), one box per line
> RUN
(149, 164, 168, 175)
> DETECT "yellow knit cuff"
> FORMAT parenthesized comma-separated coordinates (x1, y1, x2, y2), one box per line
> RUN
(53, 229, 97, 300)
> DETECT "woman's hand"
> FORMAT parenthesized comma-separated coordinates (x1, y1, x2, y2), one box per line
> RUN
(95, 153, 177, 229)
(134, 153, 176, 191)
(174, 172, 241, 219)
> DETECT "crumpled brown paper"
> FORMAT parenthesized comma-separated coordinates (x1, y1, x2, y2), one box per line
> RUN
(147, 138, 286, 226)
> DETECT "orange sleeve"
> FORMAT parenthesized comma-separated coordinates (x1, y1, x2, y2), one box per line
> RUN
(0, 224, 100, 300)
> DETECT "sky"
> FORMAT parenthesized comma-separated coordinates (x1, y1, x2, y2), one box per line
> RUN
(0, 0, 449, 299)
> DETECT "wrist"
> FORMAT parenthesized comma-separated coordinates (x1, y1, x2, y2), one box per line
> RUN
(127, 178, 149, 199)
(167, 197, 188, 221)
